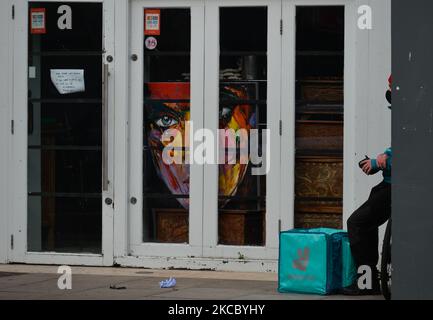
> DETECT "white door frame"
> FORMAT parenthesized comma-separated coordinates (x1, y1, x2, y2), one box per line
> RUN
(202, 0, 282, 260)
(10, 0, 115, 266)
(128, 0, 205, 258)
(280, 0, 357, 231)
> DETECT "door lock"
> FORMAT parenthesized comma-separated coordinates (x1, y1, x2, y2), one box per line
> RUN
(131, 54, 138, 61)
(105, 198, 113, 206)
(130, 197, 137, 205)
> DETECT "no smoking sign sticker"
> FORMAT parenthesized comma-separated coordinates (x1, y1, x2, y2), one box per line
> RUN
(145, 37, 158, 50)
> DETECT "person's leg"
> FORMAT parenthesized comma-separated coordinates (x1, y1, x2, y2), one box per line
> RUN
(344, 182, 391, 294)
(347, 202, 376, 269)
(348, 182, 391, 269)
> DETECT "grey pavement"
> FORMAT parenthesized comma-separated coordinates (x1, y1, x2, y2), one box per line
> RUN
(0, 265, 383, 300)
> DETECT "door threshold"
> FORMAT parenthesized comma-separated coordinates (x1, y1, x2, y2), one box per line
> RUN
(115, 256, 277, 273)
(12, 252, 105, 266)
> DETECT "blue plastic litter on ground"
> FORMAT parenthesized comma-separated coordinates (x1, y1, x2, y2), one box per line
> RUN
(159, 277, 176, 288)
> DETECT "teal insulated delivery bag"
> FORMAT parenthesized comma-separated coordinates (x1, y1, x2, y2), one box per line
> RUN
(278, 228, 353, 295)
(341, 235, 357, 288)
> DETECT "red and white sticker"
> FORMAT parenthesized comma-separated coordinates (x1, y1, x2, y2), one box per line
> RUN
(30, 8, 46, 34)
(145, 37, 158, 50)
(144, 9, 160, 35)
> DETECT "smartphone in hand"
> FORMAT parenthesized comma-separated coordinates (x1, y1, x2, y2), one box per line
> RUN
(358, 155, 370, 169)
(358, 155, 380, 175)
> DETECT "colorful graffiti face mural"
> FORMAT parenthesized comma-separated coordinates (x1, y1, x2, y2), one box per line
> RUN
(218, 85, 255, 206)
(144, 82, 255, 210)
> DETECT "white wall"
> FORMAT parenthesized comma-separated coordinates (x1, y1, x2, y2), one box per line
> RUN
(344, 0, 391, 224)
(343, 0, 391, 258)
(0, 0, 12, 263)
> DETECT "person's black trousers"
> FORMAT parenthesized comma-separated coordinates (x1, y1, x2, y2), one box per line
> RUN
(347, 181, 391, 272)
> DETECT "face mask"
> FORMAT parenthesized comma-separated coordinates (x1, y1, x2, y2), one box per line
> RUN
(386, 90, 392, 104)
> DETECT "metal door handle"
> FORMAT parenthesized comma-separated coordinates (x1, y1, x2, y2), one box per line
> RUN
(102, 63, 109, 191)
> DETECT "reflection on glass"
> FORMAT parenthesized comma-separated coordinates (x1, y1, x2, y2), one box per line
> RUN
(143, 9, 191, 243)
(218, 7, 268, 246)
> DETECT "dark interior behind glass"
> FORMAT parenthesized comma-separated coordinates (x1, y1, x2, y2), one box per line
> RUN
(294, 6, 345, 230)
(27, 2, 103, 253)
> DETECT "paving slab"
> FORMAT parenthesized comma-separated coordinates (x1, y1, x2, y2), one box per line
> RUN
(322, 294, 383, 300)
(0, 265, 383, 300)
(0, 273, 58, 290)
(234, 293, 327, 300)
(51, 287, 167, 300)
(0, 291, 57, 300)
(149, 287, 257, 300)
(1, 275, 138, 294)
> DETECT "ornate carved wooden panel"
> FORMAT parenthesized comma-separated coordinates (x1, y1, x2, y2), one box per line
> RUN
(295, 156, 343, 229)
(295, 156, 343, 199)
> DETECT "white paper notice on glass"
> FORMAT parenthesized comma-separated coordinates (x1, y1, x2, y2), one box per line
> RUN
(50, 69, 85, 94)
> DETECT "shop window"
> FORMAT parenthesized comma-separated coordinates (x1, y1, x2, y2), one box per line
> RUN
(294, 6, 345, 229)
(218, 7, 267, 246)
(143, 9, 191, 243)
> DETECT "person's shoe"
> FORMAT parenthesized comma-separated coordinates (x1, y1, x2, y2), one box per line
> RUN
(342, 279, 381, 296)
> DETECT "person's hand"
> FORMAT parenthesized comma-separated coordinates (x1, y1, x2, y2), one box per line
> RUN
(360, 159, 372, 175)
(377, 153, 388, 169)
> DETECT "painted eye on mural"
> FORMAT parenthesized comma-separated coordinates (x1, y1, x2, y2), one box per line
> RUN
(155, 115, 178, 128)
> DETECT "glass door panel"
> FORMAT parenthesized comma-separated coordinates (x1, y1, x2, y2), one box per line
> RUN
(203, 1, 281, 261)
(143, 8, 191, 244)
(294, 6, 345, 229)
(27, 2, 103, 253)
(131, 1, 278, 261)
(218, 7, 268, 246)
(129, 1, 204, 257)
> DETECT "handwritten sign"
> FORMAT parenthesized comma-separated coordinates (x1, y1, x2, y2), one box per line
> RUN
(50, 69, 85, 94)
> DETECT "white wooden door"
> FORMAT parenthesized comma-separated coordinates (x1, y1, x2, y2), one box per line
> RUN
(280, 0, 356, 232)
(201, 0, 282, 260)
(11, 0, 115, 266)
(128, 0, 205, 257)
